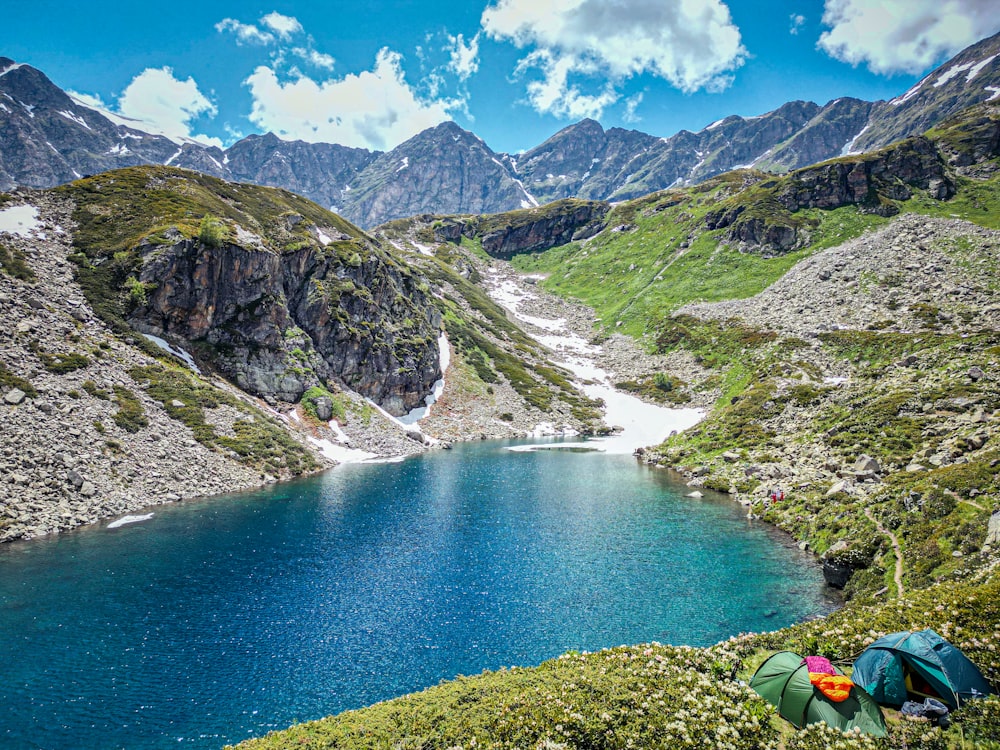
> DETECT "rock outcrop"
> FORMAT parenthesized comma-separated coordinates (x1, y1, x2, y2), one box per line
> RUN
(703, 125, 976, 255)
(423, 199, 610, 260)
(62, 167, 446, 415)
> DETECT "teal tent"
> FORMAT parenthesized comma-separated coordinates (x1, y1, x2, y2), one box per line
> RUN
(750, 651, 887, 736)
(851, 629, 994, 709)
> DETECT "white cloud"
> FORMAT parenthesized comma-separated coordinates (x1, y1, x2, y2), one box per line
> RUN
(73, 69, 221, 147)
(622, 92, 644, 123)
(818, 0, 1000, 74)
(481, 0, 745, 118)
(261, 12, 303, 40)
(244, 49, 463, 150)
(447, 32, 481, 80)
(215, 18, 275, 45)
(217, 12, 306, 47)
(294, 47, 336, 70)
(117, 67, 221, 146)
(517, 50, 619, 119)
(790, 14, 806, 35)
(218, 12, 332, 73)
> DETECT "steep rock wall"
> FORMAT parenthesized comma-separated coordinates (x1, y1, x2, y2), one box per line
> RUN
(133, 238, 441, 414)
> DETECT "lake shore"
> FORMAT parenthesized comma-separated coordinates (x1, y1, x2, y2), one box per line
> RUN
(0, 196, 712, 542)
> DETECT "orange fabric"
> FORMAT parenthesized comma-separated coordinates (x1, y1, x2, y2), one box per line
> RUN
(809, 672, 854, 702)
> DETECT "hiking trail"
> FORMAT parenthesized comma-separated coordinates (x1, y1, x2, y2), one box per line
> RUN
(865, 506, 904, 596)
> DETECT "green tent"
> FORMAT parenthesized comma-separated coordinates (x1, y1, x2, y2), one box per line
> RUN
(851, 629, 994, 710)
(750, 651, 887, 737)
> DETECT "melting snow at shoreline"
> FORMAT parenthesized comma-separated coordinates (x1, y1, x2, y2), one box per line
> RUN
(486, 271, 703, 454)
(399, 333, 452, 426)
(107, 513, 154, 529)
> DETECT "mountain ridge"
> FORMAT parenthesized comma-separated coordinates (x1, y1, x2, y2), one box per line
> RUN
(3, 31, 1000, 227)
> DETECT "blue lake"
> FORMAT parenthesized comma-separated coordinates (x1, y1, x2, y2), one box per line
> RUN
(0, 438, 836, 750)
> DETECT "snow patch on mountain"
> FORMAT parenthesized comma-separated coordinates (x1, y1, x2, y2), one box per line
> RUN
(58, 110, 91, 130)
(966, 54, 998, 82)
(935, 62, 975, 87)
(841, 124, 870, 156)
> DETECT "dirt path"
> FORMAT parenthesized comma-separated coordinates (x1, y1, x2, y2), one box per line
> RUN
(866, 506, 905, 597)
(945, 488, 987, 512)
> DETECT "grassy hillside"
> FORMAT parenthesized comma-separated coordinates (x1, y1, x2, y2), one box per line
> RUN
(511, 105, 1000, 340)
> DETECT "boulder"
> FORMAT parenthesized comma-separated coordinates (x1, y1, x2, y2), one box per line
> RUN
(968, 366, 985, 382)
(721, 451, 741, 463)
(822, 557, 854, 589)
(826, 480, 851, 497)
(821, 541, 855, 589)
(854, 454, 881, 474)
(314, 396, 334, 422)
(986, 510, 1000, 549)
(4, 388, 27, 405)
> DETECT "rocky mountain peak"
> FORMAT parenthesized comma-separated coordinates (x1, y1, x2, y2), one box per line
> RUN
(337, 120, 537, 227)
(3, 33, 1000, 226)
(853, 30, 1000, 152)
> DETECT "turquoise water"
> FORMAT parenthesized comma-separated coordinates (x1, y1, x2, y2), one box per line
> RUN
(0, 439, 835, 750)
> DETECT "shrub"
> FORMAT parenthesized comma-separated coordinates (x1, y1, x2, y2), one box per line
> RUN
(124, 276, 148, 307)
(33, 344, 90, 374)
(301, 385, 347, 423)
(112, 385, 148, 433)
(199, 215, 226, 247)
(82, 380, 110, 399)
(0, 242, 36, 282)
(0, 364, 37, 399)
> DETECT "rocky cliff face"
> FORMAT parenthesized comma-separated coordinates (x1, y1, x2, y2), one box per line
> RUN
(513, 119, 662, 204)
(427, 199, 610, 259)
(225, 133, 379, 213)
(58, 167, 442, 415)
(135, 235, 441, 413)
(758, 98, 876, 171)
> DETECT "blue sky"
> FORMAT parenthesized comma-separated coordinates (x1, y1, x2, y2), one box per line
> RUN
(3, 0, 998, 153)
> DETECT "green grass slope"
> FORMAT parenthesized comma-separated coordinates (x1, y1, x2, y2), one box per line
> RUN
(512, 105, 1000, 341)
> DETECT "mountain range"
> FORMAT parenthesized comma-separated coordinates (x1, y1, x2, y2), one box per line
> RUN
(2, 32, 1000, 229)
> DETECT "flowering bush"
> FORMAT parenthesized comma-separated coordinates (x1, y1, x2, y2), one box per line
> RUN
(783, 722, 881, 750)
(234, 643, 779, 749)
(953, 695, 1000, 744)
(233, 569, 1000, 750)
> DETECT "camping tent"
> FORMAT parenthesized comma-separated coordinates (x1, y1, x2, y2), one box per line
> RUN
(851, 629, 994, 710)
(750, 651, 887, 736)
